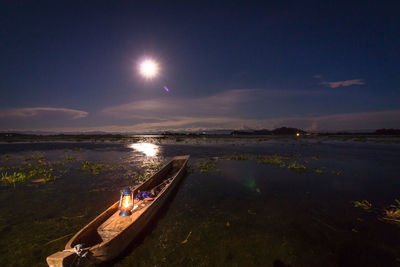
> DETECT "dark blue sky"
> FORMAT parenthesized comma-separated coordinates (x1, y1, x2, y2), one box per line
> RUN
(1, 1, 399, 132)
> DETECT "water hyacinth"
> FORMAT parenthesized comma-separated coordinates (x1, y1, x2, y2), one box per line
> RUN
(287, 162, 307, 172)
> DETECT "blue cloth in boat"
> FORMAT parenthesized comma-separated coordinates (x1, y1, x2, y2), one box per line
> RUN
(135, 191, 152, 200)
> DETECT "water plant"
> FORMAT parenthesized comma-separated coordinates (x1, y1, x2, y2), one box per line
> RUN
(287, 162, 307, 172)
(181, 231, 192, 244)
(25, 152, 45, 161)
(315, 169, 323, 174)
(229, 154, 250, 160)
(353, 200, 373, 211)
(2, 154, 12, 161)
(133, 172, 152, 182)
(383, 199, 400, 223)
(1, 172, 28, 186)
(64, 155, 77, 161)
(257, 155, 288, 166)
(197, 159, 217, 173)
(80, 161, 104, 176)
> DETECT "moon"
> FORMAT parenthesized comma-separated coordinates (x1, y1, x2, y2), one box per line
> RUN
(139, 59, 158, 78)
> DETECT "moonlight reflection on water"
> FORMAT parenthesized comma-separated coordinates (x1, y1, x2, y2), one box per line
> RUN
(129, 143, 159, 157)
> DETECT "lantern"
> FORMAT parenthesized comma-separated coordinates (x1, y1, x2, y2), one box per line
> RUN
(118, 187, 134, 216)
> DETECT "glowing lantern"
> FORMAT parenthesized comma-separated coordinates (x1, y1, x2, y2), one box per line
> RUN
(118, 187, 134, 216)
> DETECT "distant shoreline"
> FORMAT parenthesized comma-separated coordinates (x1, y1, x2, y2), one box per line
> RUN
(0, 128, 400, 143)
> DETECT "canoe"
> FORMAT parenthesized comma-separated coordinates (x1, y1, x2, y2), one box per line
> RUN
(47, 155, 190, 266)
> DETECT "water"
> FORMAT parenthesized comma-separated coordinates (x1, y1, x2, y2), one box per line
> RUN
(0, 138, 399, 266)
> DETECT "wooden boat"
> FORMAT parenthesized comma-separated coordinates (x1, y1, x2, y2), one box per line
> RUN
(47, 155, 190, 266)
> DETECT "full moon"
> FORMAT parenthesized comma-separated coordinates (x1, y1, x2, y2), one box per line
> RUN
(139, 59, 158, 78)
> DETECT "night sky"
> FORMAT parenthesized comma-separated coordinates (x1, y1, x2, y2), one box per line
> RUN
(1, 1, 399, 132)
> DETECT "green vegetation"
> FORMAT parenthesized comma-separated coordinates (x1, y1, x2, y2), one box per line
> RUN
(64, 155, 77, 161)
(80, 161, 104, 175)
(228, 154, 250, 160)
(353, 200, 373, 211)
(0, 152, 64, 186)
(2, 154, 12, 161)
(315, 169, 323, 174)
(133, 172, 152, 182)
(79, 160, 126, 176)
(258, 155, 288, 166)
(1, 172, 28, 186)
(287, 162, 307, 172)
(353, 199, 400, 226)
(383, 199, 400, 223)
(197, 159, 218, 174)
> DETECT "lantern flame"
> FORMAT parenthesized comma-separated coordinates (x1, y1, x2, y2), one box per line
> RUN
(122, 195, 132, 208)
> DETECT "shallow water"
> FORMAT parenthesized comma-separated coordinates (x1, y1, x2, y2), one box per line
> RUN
(0, 138, 400, 266)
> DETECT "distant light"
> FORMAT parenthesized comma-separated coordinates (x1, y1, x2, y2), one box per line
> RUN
(296, 133, 300, 137)
(139, 59, 158, 78)
(164, 86, 169, 92)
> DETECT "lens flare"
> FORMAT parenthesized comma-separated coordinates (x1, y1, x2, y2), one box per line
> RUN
(139, 59, 158, 78)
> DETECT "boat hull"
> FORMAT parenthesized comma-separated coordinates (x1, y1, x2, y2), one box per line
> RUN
(47, 155, 189, 266)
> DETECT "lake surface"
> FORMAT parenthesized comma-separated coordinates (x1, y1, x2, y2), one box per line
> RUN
(0, 137, 400, 266)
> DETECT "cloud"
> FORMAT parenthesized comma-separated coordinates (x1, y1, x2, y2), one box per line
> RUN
(31, 109, 400, 133)
(0, 107, 88, 119)
(125, 109, 400, 132)
(320, 79, 365, 88)
(102, 88, 319, 119)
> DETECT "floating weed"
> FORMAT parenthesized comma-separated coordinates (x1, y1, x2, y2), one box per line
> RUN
(1, 172, 28, 186)
(25, 152, 45, 161)
(197, 159, 217, 174)
(2, 154, 12, 161)
(228, 154, 250, 160)
(383, 199, 400, 223)
(257, 155, 288, 167)
(287, 162, 307, 172)
(181, 231, 192, 244)
(353, 200, 373, 211)
(248, 209, 257, 215)
(134, 172, 152, 182)
(187, 165, 195, 175)
(80, 161, 104, 176)
(64, 155, 77, 161)
(315, 169, 323, 174)
(331, 170, 343, 175)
